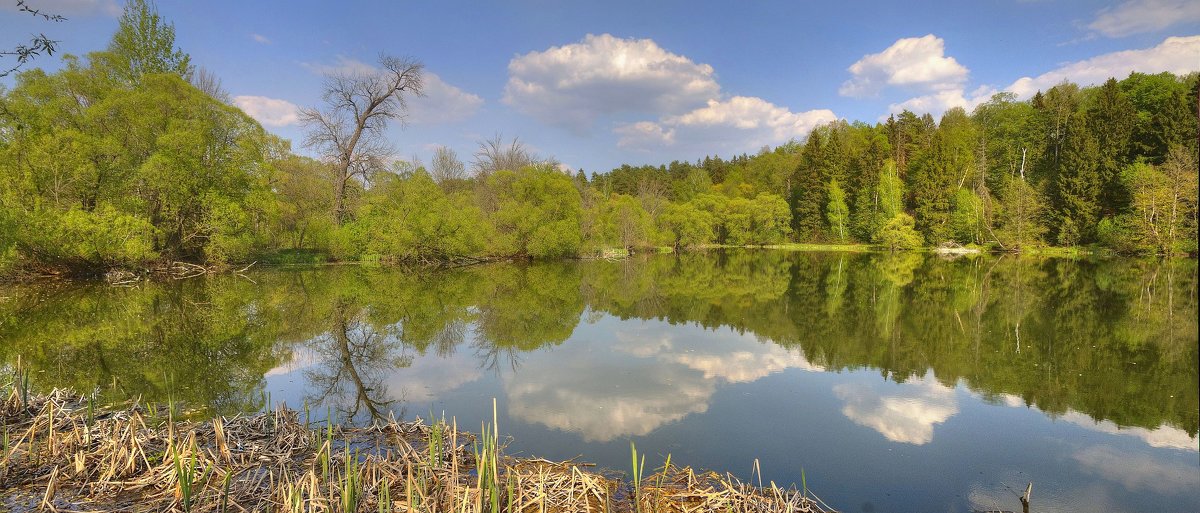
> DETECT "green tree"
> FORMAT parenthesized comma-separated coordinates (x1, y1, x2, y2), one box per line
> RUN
(1054, 113, 1101, 244)
(826, 178, 849, 242)
(874, 213, 923, 250)
(658, 201, 715, 249)
(104, 0, 193, 83)
(486, 166, 584, 258)
(950, 188, 984, 244)
(993, 175, 1047, 250)
(1086, 78, 1135, 214)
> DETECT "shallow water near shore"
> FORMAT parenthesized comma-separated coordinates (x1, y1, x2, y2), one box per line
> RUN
(2, 250, 1197, 512)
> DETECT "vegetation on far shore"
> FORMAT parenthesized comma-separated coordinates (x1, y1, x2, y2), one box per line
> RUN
(2, 1, 1197, 281)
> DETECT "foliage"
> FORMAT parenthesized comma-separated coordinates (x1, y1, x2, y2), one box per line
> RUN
(2, 7, 1198, 277)
(826, 179, 849, 242)
(874, 213, 923, 251)
(484, 166, 583, 258)
(104, 0, 193, 84)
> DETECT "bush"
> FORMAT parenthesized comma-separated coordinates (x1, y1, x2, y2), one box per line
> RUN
(874, 213, 924, 251)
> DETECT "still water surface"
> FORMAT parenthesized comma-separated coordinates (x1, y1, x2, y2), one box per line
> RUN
(2, 251, 1197, 512)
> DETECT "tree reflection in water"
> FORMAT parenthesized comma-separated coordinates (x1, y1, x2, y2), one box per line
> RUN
(303, 299, 411, 422)
(1, 252, 1195, 437)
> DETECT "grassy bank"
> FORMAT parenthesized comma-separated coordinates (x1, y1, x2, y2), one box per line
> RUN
(0, 386, 833, 513)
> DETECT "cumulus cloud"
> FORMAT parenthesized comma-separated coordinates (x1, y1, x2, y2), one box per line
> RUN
(1005, 35, 1200, 98)
(832, 375, 958, 445)
(233, 95, 301, 127)
(1088, 0, 1200, 38)
(888, 35, 1200, 117)
(617, 97, 836, 153)
(407, 73, 484, 125)
(251, 33, 271, 44)
(1, 0, 119, 16)
(504, 33, 720, 132)
(840, 35, 969, 97)
(885, 85, 996, 118)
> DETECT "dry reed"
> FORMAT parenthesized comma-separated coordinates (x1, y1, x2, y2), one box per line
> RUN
(0, 388, 833, 513)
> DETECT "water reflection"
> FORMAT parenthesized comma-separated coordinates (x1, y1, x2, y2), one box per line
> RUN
(832, 375, 958, 445)
(503, 318, 823, 441)
(1073, 445, 1200, 494)
(2, 251, 1197, 511)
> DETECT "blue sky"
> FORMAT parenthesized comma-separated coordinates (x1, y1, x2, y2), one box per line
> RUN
(3, 0, 1199, 172)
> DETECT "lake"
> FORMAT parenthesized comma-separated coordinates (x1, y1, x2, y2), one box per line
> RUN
(1, 250, 1197, 512)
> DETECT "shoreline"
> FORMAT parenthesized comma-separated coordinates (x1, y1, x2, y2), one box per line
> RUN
(0, 389, 834, 513)
(4, 244, 1183, 285)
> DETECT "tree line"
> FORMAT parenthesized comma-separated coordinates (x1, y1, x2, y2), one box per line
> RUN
(1, 0, 1197, 277)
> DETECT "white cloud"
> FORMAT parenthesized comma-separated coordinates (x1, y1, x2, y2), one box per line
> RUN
(1006, 35, 1200, 98)
(2, 0, 119, 16)
(614, 121, 676, 148)
(407, 73, 484, 125)
(886, 85, 996, 118)
(833, 374, 958, 445)
(888, 35, 1200, 117)
(617, 96, 836, 153)
(1088, 0, 1200, 37)
(251, 33, 271, 45)
(233, 95, 301, 127)
(840, 35, 969, 97)
(504, 33, 721, 132)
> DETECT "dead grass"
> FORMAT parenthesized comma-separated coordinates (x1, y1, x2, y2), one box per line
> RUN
(0, 388, 833, 513)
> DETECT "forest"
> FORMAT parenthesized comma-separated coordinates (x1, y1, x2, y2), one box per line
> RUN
(2, 1, 1197, 278)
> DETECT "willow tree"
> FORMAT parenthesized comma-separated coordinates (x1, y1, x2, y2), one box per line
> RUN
(301, 55, 424, 224)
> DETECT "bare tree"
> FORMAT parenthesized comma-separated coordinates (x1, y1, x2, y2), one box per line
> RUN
(300, 55, 424, 224)
(430, 145, 466, 185)
(2, 1, 66, 77)
(471, 134, 537, 178)
(190, 66, 229, 103)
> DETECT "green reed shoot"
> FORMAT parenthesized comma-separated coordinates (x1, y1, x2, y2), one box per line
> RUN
(630, 442, 645, 513)
(171, 439, 212, 513)
(341, 447, 362, 513)
(428, 411, 445, 469)
(655, 453, 672, 490)
(378, 477, 392, 513)
(472, 398, 501, 513)
(219, 471, 232, 513)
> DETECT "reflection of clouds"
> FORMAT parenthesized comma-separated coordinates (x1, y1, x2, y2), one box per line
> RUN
(967, 480, 1122, 513)
(613, 325, 824, 382)
(995, 393, 1199, 452)
(265, 344, 483, 404)
(832, 375, 957, 445)
(1074, 445, 1200, 494)
(505, 319, 822, 441)
(381, 351, 482, 403)
(506, 354, 713, 442)
(1061, 412, 1198, 452)
(264, 346, 320, 377)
